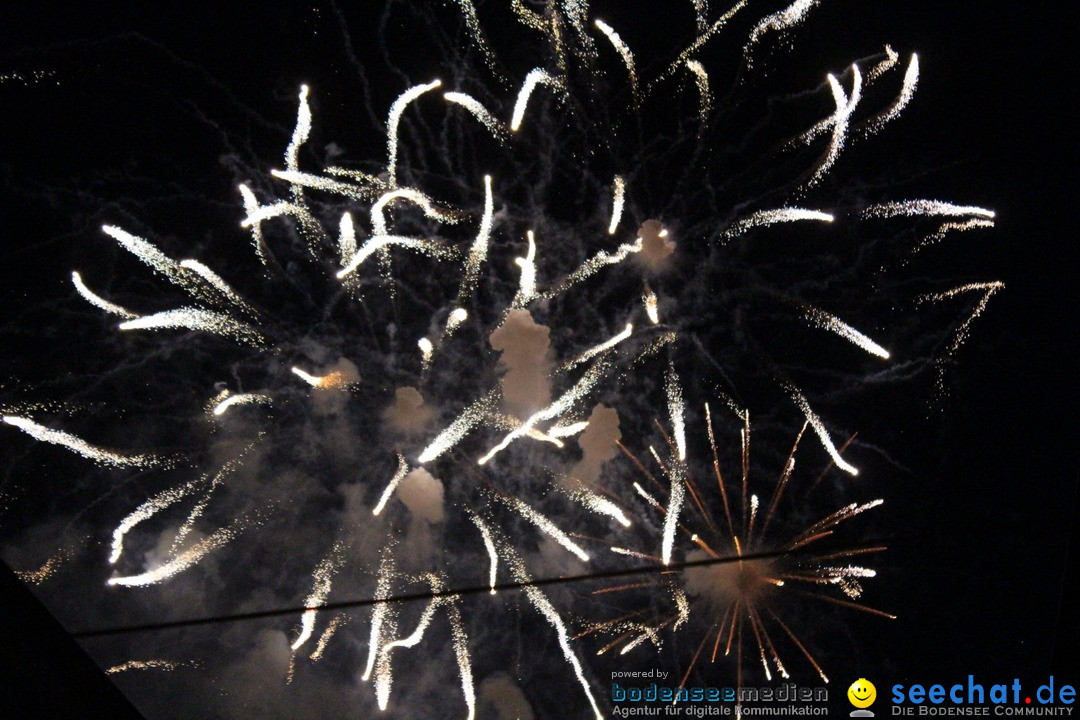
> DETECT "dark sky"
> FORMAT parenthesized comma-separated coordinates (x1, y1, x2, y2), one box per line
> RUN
(0, 2, 1077, 718)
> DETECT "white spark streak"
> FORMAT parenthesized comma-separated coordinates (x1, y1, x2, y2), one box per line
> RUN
(119, 308, 264, 346)
(362, 555, 395, 682)
(309, 615, 346, 661)
(106, 660, 186, 674)
(446, 600, 477, 720)
(804, 307, 890, 359)
(371, 187, 459, 237)
(720, 208, 834, 241)
(101, 225, 185, 283)
(863, 200, 996, 220)
(178, 259, 255, 315)
(662, 461, 686, 566)
(292, 544, 343, 652)
(865, 53, 919, 135)
(2, 415, 160, 468)
(109, 479, 203, 564)
(71, 271, 138, 319)
(867, 45, 900, 81)
(685, 59, 711, 127)
(418, 392, 497, 464)
(499, 495, 590, 562)
(238, 184, 268, 265)
(510, 69, 563, 132)
(653, 1, 748, 88)
(503, 547, 604, 719)
(269, 169, 381, 201)
(478, 361, 608, 465)
(608, 175, 626, 235)
(919, 282, 1004, 358)
(919, 218, 996, 251)
(746, 0, 821, 58)
(665, 362, 686, 462)
(594, 20, 639, 105)
(372, 455, 410, 516)
(387, 80, 442, 186)
(470, 515, 499, 594)
(418, 337, 434, 372)
(336, 234, 454, 278)
(107, 522, 238, 586)
(512, 230, 538, 308)
(445, 307, 469, 335)
(563, 323, 633, 370)
(552, 237, 642, 295)
(338, 212, 357, 266)
(789, 388, 859, 476)
(444, 92, 506, 139)
(549, 421, 589, 438)
(644, 287, 660, 324)
(806, 64, 862, 187)
(569, 488, 631, 528)
(284, 85, 311, 178)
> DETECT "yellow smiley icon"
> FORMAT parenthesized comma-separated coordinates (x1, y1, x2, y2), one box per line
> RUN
(848, 678, 877, 708)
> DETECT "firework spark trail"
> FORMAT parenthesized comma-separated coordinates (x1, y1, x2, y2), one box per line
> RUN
(495, 493, 590, 562)
(502, 544, 604, 720)
(284, 85, 311, 192)
(744, 0, 821, 62)
(370, 188, 460, 237)
(566, 486, 632, 527)
(652, 1, 748, 88)
(803, 307, 890, 359)
(372, 455, 411, 516)
(371, 573, 476, 719)
(787, 387, 859, 476)
(109, 478, 204, 564)
(361, 553, 396, 683)
(510, 69, 563, 132)
(469, 514, 499, 594)
(447, 0, 498, 80)
(177, 259, 256, 316)
(105, 660, 190, 674)
(684, 60, 711, 128)
(918, 282, 1005, 393)
(268, 170, 381, 201)
(291, 543, 344, 652)
(661, 363, 688, 565)
(417, 392, 498, 464)
(444, 92, 507, 140)
(864, 53, 919, 136)
(561, 323, 633, 371)
(71, 271, 138, 319)
(608, 175, 626, 235)
(804, 64, 862, 188)
(512, 230, 538, 308)
(719, 208, 834, 241)
(863, 200, 996, 220)
(387, 79, 443, 186)
(106, 521, 241, 587)
(211, 392, 272, 416)
(594, 19, 639, 106)
(1, 415, 163, 468)
(309, 614, 346, 661)
(478, 359, 610, 465)
(101, 225, 186, 284)
(335, 234, 456, 277)
(918, 218, 995, 252)
(118, 307, 264, 347)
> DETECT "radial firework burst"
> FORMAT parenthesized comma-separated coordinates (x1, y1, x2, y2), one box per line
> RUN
(0, 2, 1001, 718)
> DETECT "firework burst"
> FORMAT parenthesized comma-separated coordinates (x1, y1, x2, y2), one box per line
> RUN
(0, 2, 1001, 718)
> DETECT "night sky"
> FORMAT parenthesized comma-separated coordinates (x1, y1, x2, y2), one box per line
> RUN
(1, 2, 1077, 719)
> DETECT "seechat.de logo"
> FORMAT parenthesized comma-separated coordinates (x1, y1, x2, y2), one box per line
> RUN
(849, 678, 878, 717)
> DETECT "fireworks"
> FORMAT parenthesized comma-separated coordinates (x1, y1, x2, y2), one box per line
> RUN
(0, 2, 1002, 718)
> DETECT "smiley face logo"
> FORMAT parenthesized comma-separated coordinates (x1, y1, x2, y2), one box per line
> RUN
(847, 678, 877, 709)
